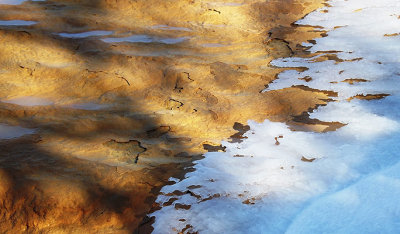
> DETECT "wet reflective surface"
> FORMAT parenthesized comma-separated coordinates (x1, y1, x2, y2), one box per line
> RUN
(0, 20, 36, 26)
(150, 25, 192, 32)
(58, 30, 113, 38)
(101, 35, 190, 44)
(65, 102, 110, 110)
(0, 124, 34, 139)
(2, 96, 53, 106)
(0, 0, 44, 4)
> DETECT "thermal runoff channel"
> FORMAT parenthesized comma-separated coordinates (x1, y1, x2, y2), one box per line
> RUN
(152, 0, 400, 233)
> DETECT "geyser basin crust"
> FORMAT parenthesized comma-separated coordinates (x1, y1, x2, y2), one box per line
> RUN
(0, 0, 332, 232)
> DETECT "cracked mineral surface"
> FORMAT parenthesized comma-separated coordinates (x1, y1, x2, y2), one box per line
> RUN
(0, 0, 330, 232)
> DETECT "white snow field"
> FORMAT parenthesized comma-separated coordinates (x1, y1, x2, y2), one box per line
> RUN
(152, 0, 400, 233)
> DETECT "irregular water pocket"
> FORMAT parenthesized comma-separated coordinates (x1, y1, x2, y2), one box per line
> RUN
(0, 0, 45, 4)
(209, 2, 244, 7)
(0, 124, 35, 139)
(2, 96, 53, 106)
(101, 35, 189, 44)
(65, 102, 110, 110)
(0, 20, 37, 26)
(151, 25, 192, 32)
(0, 0, 25, 4)
(201, 43, 227, 47)
(58, 30, 113, 38)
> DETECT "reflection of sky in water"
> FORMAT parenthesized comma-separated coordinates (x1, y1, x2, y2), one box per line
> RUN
(2, 97, 110, 110)
(66, 103, 109, 110)
(0, 0, 26, 4)
(152, 0, 400, 233)
(0, 20, 37, 26)
(208, 2, 244, 7)
(0, 124, 35, 139)
(102, 35, 189, 44)
(0, 0, 44, 5)
(151, 25, 192, 32)
(202, 43, 227, 47)
(2, 96, 53, 106)
(58, 31, 113, 38)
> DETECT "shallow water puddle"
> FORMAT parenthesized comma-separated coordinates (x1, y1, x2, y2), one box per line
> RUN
(3, 96, 53, 106)
(0, 20, 36, 26)
(65, 102, 110, 110)
(101, 34, 190, 44)
(0, 0, 25, 4)
(0, 124, 35, 139)
(58, 30, 113, 38)
(152, 0, 400, 233)
(151, 25, 192, 32)
(201, 43, 227, 47)
(209, 2, 244, 7)
(0, 0, 44, 4)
